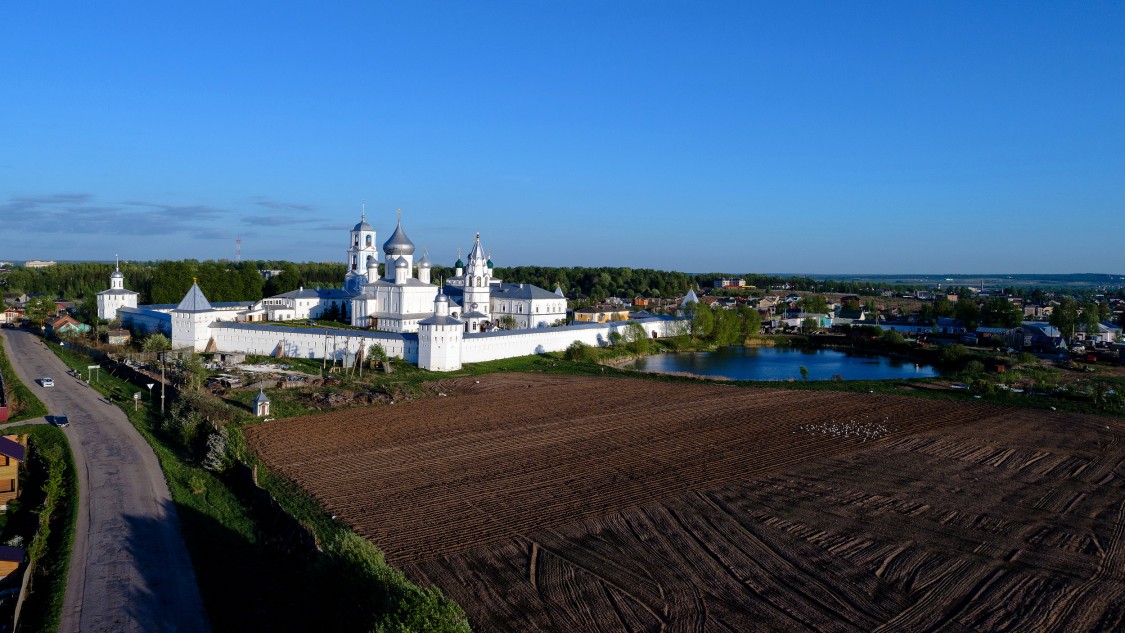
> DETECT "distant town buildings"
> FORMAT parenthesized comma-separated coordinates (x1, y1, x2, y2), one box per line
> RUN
(23, 260, 56, 268)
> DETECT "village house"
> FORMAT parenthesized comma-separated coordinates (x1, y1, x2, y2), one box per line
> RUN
(44, 315, 91, 337)
(573, 305, 631, 323)
(0, 435, 27, 510)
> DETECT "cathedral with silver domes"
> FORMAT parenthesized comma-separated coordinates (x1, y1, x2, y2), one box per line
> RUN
(342, 209, 567, 334)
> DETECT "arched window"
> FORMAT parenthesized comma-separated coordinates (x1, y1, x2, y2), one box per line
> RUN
(366, 235, 372, 247)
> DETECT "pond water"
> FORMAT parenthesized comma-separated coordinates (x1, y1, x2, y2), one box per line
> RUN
(628, 346, 939, 382)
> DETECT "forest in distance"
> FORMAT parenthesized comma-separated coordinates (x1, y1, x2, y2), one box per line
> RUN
(2, 260, 1123, 310)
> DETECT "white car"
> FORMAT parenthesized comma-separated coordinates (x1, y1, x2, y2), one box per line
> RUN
(41, 377, 54, 387)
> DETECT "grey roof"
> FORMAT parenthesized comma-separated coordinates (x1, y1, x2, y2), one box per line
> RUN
(419, 314, 463, 326)
(680, 289, 700, 306)
(383, 219, 415, 255)
(365, 254, 376, 264)
(395, 257, 409, 268)
(176, 283, 214, 312)
(0, 436, 26, 462)
(492, 283, 560, 301)
(253, 387, 270, 405)
(554, 285, 565, 297)
(96, 288, 138, 296)
(110, 270, 124, 279)
(461, 310, 488, 319)
(353, 219, 374, 232)
(209, 321, 413, 342)
(274, 287, 321, 299)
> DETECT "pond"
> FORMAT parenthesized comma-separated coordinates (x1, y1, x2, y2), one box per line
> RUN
(627, 346, 939, 382)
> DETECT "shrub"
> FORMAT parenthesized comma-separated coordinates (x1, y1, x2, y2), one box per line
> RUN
(963, 360, 986, 376)
(564, 341, 595, 363)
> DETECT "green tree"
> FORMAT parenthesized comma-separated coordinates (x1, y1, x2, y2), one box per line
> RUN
(24, 295, 58, 324)
(739, 306, 762, 339)
(980, 297, 1022, 328)
(690, 303, 714, 340)
(954, 300, 981, 329)
(142, 333, 171, 352)
(712, 309, 742, 346)
(799, 365, 809, 381)
(801, 317, 818, 334)
(801, 295, 829, 314)
(366, 343, 387, 367)
(1050, 298, 1079, 339)
(498, 315, 517, 330)
(1081, 302, 1101, 341)
(625, 321, 651, 356)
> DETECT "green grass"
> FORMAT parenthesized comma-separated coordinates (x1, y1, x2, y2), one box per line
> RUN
(1, 424, 78, 633)
(0, 335, 48, 422)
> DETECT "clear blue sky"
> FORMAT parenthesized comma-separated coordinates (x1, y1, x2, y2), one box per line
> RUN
(2, 2, 1122, 274)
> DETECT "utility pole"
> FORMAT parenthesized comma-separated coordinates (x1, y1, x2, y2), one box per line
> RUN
(160, 353, 166, 415)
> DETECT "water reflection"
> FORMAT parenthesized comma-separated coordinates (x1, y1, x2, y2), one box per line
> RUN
(629, 346, 938, 381)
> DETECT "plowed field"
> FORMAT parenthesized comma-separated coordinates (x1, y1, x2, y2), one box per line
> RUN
(245, 373, 1125, 632)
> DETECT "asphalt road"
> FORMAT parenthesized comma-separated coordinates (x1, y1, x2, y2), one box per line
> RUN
(1, 329, 209, 633)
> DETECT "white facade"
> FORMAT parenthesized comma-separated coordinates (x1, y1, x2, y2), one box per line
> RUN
(417, 292, 464, 371)
(96, 261, 138, 321)
(344, 209, 379, 292)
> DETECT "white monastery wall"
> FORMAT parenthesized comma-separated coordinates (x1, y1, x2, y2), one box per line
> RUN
(208, 324, 418, 363)
(460, 318, 683, 364)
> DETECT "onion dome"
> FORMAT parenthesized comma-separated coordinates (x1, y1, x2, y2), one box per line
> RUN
(365, 254, 376, 266)
(354, 206, 373, 232)
(454, 257, 464, 268)
(383, 218, 415, 255)
(436, 291, 448, 303)
(110, 269, 124, 280)
(417, 253, 431, 269)
(395, 257, 409, 269)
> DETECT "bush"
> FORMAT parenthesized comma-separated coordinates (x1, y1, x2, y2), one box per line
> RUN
(940, 344, 970, 365)
(963, 360, 986, 376)
(564, 341, 595, 363)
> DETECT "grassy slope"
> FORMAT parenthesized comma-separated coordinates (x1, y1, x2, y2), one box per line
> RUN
(45, 341, 469, 632)
(0, 334, 48, 422)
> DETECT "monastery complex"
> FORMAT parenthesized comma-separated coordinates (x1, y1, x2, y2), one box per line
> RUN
(100, 211, 683, 371)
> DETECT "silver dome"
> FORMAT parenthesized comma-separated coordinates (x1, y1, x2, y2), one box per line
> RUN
(353, 220, 374, 232)
(383, 219, 415, 255)
(110, 270, 124, 279)
(395, 257, 409, 269)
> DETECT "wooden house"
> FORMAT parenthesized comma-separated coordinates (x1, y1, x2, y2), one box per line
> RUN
(0, 435, 27, 510)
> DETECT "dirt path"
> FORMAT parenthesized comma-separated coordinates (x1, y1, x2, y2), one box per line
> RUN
(1, 329, 209, 633)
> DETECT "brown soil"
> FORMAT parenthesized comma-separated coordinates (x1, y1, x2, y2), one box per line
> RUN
(245, 373, 1125, 632)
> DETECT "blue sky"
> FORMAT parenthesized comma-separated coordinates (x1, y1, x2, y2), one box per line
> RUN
(1, 2, 1122, 274)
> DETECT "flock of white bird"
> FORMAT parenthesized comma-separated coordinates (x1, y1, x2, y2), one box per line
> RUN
(797, 417, 893, 442)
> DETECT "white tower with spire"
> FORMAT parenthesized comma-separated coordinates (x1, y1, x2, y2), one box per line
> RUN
(345, 204, 378, 292)
(96, 255, 139, 321)
(461, 233, 492, 332)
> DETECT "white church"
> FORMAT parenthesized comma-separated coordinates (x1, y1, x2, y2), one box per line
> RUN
(107, 210, 681, 371)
